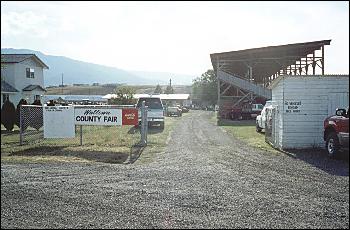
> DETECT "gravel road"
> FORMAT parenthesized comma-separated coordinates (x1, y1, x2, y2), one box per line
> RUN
(1, 110, 349, 228)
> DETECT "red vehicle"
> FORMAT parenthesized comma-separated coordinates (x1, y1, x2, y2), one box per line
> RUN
(323, 107, 349, 158)
(229, 102, 264, 120)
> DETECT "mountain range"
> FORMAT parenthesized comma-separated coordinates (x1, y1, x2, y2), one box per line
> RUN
(1, 48, 196, 86)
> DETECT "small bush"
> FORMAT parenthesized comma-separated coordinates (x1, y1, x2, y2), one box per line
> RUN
(1, 100, 16, 131)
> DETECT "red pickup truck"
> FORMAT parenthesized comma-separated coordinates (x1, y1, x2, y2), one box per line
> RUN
(323, 107, 349, 158)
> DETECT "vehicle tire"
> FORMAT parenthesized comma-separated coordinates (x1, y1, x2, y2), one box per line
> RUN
(160, 121, 165, 129)
(326, 132, 340, 158)
(256, 122, 262, 133)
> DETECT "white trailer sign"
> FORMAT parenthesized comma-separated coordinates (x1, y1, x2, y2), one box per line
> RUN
(74, 108, 122, 126)
(43, 106, 75, 138)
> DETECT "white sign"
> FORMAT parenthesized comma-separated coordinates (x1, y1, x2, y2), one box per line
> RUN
(44, 106, 75, 138)
(284, 100, 302, 113)
(74, 108, 122, 126)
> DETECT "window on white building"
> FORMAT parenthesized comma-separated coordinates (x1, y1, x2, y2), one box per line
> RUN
(34, 95, 41, 101)
(26, 68, 35, 78)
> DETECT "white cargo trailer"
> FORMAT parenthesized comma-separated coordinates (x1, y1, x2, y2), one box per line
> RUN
(267, 75, 349, 150)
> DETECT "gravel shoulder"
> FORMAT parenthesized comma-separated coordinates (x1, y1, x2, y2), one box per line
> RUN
(1, 110, 349, 228)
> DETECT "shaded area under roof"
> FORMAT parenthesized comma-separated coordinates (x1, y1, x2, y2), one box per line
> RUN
(1, 80, 18, 92)
(210, 40, 331, 84)
(1, 54, 49, 69)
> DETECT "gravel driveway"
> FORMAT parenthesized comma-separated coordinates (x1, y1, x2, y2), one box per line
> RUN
(1, 110, 349, 228)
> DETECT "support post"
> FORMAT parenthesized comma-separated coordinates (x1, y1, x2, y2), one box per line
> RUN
(305, 56, 308, 75)
(312, 51, 316, 75)
(140, 101, 147, 146)
(322, 45, 325, 75)
(19, 105, 23, 145)
(217, 61, 221, 118)
(80, 125, 83, 146)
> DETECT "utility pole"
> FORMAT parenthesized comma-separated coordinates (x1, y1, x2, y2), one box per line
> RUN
(61, 73, 64, 95)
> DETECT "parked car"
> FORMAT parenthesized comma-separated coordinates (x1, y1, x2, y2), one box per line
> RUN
(167, 106, 182, 117)
(180, 106, 189, 113)
(323, 107, 349, 158)
(256, 101, 275, 132)
(136, 96, 165, 128)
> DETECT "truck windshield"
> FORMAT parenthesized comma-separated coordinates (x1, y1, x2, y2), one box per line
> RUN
(137, 98, 163, 109)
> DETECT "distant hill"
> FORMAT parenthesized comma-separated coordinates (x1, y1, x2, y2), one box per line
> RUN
(1, 48, 146, 86)
(45, 84, 192, 95)
(130, 71, 196, 85)
(1, 48, 196, 86)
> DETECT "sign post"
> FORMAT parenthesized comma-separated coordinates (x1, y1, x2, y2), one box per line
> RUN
(140, 101, 148, 146)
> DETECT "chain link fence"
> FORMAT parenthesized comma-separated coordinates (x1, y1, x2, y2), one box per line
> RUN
(19, 104, 145, 149)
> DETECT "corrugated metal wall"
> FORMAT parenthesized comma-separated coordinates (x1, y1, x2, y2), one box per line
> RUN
(271, 75, 349, 149)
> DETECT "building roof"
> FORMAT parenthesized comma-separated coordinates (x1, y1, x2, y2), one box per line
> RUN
(43, 95, 107, 102)
(157, 94, 190, 100)
(268, 74, 349, 89)
(210, 39, 331, 84)
(1, 54, 49, 69)
(103, 93, 190, 100)
(22, 85, 47, 92)
(1, 80, 18, 93)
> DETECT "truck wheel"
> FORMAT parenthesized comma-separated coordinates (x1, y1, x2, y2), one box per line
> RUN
(326, 132, 340, 158)
(256, 122, 262, 133)
(160, 122, 165, 129)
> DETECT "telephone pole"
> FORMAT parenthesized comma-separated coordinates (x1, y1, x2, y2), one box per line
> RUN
(61, 73, 64, 95)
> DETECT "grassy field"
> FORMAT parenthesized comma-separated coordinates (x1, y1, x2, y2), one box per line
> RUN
(45, 85, 191, 95)
(1, 113, 187, 164)
(211, 113, 280, 154)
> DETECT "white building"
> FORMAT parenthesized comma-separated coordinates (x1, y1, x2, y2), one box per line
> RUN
(268, 75, 349, 150)
(1, 54, 49, 108)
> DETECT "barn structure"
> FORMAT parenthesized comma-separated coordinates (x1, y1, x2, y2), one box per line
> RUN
(210, 40, 332, 119)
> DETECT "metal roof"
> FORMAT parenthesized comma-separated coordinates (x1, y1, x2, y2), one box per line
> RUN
(22, 85, 47, 92)
(1, 80, 18, 93)
(1, 54, 49, 69)
(210, 40, 331, 84)
(268, 74, 350, 89)
(103, 93, 190, 100)
(43, 95, 108, 103)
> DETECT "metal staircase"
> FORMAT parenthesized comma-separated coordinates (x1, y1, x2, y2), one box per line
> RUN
(217, 70, 272, 99)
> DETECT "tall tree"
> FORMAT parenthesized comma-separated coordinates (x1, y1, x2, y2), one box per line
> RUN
(154, 84, 162, 94)
(110, 85, 136, 105)
(164, 78, 174, 94)
(164, 85, 174, 94)
(191, 69, 217, 106)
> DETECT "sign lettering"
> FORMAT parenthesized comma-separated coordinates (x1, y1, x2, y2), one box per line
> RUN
(285, 101, 302, 113)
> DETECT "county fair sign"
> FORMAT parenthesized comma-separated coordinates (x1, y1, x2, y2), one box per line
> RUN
(74, 108, 138, 126)
(43, 106, 138, 138)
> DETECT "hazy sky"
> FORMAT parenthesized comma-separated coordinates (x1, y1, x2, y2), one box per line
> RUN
(1, 1, 349, 76)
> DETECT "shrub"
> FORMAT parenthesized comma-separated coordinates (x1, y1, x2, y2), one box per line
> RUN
(1, 99, 16, 131)
(32, 99, 42, 105)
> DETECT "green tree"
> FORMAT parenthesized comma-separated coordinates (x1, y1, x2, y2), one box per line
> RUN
(110, 85, 136, 105)
(191, 69, 217, 106)
(154, 84, 162, 94)
(164, 85, 174, 94)
(1, 99, 16, 131)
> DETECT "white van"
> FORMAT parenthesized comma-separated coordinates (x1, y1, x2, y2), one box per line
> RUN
(136, 96, 165, 128)
(256, 101, 275, 132)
